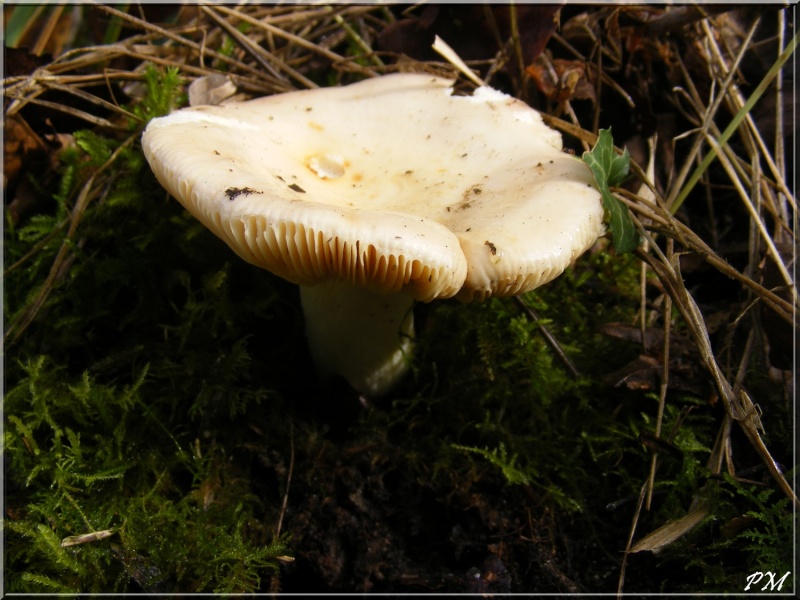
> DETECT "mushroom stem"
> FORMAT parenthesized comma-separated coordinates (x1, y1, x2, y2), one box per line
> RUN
(299, 281, 415, 397)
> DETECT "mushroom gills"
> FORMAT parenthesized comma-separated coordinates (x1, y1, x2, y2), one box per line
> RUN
(299, 280, 415, 396)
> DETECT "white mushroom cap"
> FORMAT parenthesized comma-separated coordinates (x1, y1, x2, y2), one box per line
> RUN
(142, 73, 606, 396)
(142, 73, 604, 303)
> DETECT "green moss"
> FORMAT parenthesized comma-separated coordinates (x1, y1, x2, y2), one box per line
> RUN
(4, 65, 294, 593)
(370, 251, 646, 517)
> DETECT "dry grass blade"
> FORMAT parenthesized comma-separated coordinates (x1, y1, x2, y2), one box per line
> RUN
(701, 21, 796, 217)
(94, 5, 262, 78)
(333, 13, 385, 68)
(670, 29, 799, 213)
(432, 35, 485, 86)
(6, 95, 120, 129)
(614, 167, 796, 327)
(609, 13, 797, 590)
(704, 134, 794, 293)
(629, 501, 711, 554)
(274, 421, 295, 540)
(636, 247, 797, 507)
(38, 80, 140, 121)
(199, 5, 316, 90)
(666, 17, 762, 211)
(212, 4, 381, 80)
(514, 296, 581, 379)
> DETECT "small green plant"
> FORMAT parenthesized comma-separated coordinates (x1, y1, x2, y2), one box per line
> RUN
(452, 442, 531, 486)
(130, 64, 184, 125)
(583, 128, 639, 253)
(724, 475, 794, 575)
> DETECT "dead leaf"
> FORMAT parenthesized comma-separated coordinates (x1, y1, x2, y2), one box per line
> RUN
(61, 529, 116, 547)
(527, 58, 596, 104)
(720, 514, 759, 539)
(377, 5, 561, 66)
(605, 354, 661, 391)
(630, 502, 710, 554)
(598, 322, 665, 353)
(188, 74, 238, 107)
(4, 115, 46, 190)
(599, 322, 712, 397)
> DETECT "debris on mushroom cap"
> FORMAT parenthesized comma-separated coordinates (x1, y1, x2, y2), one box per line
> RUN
(142, 73, 606, 303)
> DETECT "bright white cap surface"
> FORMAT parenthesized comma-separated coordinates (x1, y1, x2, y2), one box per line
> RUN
(142, 73, 605, 302)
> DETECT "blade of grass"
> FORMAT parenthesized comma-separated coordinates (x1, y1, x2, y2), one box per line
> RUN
(6, 5, 45, 48)
(102, 4, 128, 45)
(333, 14, 384, 67)
(670, 30, 798, 214)
(703, 133, 795, 295)
(636, 247, 798, 507)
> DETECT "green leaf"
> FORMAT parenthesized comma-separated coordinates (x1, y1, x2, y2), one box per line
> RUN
(582, 129, 639, 254)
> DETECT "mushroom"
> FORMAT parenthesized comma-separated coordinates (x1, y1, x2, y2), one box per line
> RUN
(142, 73, 605, 396)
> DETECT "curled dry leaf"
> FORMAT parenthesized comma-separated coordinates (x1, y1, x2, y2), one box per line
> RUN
(527, 58, 597, 104)
(4, 114, 47, 191)
(61, 529, 116, 547)
(599, 322, 712, 397)
(188, 74, 238, 107)
(630, 501, 710, 554)
(604, 354, 661, 391)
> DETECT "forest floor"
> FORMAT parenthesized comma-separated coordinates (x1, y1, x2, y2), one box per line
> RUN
(3, 4, 796, 595)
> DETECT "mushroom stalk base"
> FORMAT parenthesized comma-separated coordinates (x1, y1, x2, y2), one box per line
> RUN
(299, 281, 415, 397)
